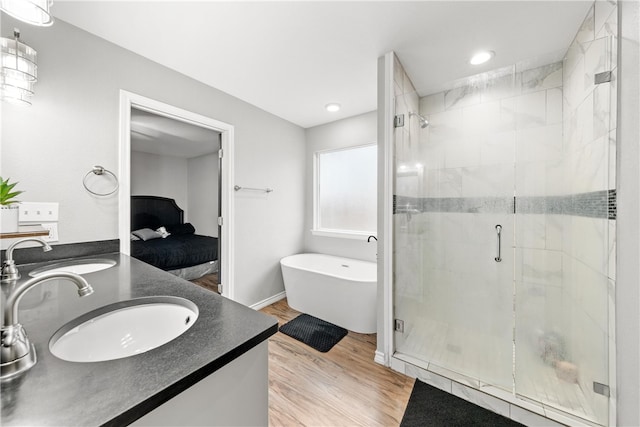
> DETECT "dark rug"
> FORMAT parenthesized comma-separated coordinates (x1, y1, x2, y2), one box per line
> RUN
(400, 380, 524, 427)
(279, 314, 348, 352)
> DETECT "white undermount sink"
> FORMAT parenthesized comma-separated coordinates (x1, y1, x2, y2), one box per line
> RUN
(49, 296, 198, 362)
(29, 258, 116, 277)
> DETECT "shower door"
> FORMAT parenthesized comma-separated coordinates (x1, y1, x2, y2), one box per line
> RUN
(511, 31, 614, 425)
(392, 66, 517, 392)
(392, 36, 613, 425)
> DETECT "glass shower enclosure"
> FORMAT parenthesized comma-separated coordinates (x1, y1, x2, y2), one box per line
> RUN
(391, 5, 616, 425)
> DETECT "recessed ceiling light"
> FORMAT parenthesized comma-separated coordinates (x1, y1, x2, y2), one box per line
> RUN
(470, 50, 494, 65)
(325, 103, 341, 112)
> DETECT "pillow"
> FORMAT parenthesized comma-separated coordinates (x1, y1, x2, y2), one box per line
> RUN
(131, 228, 163, 241)
(166, 223, 196, 235)
(156, 226, 171, 238)
(130, 233, 141, 241)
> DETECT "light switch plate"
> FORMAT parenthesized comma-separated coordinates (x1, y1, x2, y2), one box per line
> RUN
(19, 202, 59, 223)
(40, 223, 59, 242)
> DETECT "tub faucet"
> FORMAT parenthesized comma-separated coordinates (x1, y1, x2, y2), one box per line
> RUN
(1, 271, 94, 380)
(367, 235, 377, 243)
(1, 237, 52, 283)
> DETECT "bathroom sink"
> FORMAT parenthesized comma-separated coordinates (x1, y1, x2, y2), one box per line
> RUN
(49, 296, 198, 362)
(29, 258, 116, 277)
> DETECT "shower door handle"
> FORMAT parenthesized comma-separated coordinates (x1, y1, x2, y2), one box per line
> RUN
(495, 225, 502, 262)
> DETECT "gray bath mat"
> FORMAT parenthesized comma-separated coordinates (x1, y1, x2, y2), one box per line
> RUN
(279, 314, 347, 352)
(400, 380, 524, 426)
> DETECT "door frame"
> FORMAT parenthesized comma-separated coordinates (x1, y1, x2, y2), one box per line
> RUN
(118, 90, 235, 300)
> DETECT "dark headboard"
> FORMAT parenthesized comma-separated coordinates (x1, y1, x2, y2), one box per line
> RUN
(131, 196, 184, 230)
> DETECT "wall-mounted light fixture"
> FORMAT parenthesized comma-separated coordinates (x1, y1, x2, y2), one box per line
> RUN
(1, 29, 37, 105)
(0, 0, 54, 27)
(0, 1, 53, 105)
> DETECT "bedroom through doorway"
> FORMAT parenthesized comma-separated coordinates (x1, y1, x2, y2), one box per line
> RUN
(119, 91, 235, 299)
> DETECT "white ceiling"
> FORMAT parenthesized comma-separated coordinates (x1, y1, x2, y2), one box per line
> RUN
(131, 108, 220, 158)
(54, 1, 592, 129)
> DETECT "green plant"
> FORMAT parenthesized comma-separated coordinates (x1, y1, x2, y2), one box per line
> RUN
(0, 177, 24, 206)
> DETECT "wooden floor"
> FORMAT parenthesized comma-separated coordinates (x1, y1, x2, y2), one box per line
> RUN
(190, 273, 219, 294)
(260, 299, 415, 427)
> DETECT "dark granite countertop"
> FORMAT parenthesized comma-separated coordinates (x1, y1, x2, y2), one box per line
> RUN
(0, 253, 278, 426)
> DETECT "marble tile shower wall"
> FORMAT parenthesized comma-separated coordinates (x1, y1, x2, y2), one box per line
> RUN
(394, 54, 420, 176)
(394, 55, 524, 390)
(414, 58, 565, 315)
(408, 62, 569, 393)
(418, 62, 563, 197)
(392, 54, 424, 355)
(557, 3, 617, 423)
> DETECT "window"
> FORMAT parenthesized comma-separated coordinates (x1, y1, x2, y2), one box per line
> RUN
(313, 144, 377, 239)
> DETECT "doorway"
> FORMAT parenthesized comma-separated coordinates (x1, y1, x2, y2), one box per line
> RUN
(118, 91, 235, 299)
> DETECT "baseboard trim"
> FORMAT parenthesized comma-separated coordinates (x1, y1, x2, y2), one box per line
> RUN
(250, 291, 286, 311)
(374, 350, 387, 366)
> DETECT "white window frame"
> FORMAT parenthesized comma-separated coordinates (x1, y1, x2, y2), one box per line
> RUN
(312, 143, 377, 240)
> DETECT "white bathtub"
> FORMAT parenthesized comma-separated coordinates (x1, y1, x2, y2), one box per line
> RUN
(280, 253, 377, 334)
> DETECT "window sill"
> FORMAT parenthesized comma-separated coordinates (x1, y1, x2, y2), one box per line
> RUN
(311, 229, 376, 240)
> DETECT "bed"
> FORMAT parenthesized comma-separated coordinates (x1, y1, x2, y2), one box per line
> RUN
(130, 195, 219, 280)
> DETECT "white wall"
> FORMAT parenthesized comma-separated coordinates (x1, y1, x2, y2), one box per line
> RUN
(131, 151, 219, 239)
(0, 16, 305, 306)
(303, 111, 377, 262)
(131, 151, 189, 217)
(188, 153, 218, 238)
(616, 1, 640, 425)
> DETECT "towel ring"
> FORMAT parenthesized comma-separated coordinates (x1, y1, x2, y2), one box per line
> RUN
(83, 166, 119, 196)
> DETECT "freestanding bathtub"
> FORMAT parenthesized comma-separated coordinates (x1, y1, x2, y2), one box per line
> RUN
(280, 253, 377, 334)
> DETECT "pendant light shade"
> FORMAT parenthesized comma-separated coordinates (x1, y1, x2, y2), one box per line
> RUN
(0, 0, 53, 27)
(1, 29, 37, 105)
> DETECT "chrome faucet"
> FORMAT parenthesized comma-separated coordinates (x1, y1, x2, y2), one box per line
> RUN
(367, 235, 377, 242)
(1, 271, 94, 380)
(1, 237, 52, 283)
